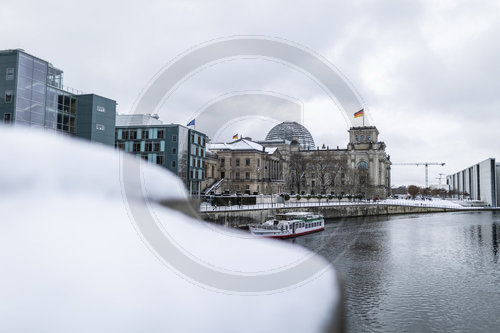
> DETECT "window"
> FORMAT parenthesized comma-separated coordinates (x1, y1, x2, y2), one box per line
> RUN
(154, 142, 161, 152)
(122, 130, 129, 140)
(157, 130, 164, 139)
(5, 90, 13, 103)
(221, 171, 225, 178)
(129, 130, 137, 140)
(357, 161, 368, 170)
(191, 134, 195, 143)
(355, 135, 359, 142)
(236, 172, 240, 179)
(236, 159, 240, 167)
(117, 142, 125, 150)
(145, 142, 153, 152)
(141, 155, 148, 161)
(4, 113, 12, 123)
(142, 130, 149, 139)
(198, 136, 201, 144)
(257, 159, 260, 167)
(172, 161, 176, 168)
(96, 105, 105, 113)
(172, 147, 177, 154)
(245, 172, 250, 180)
(156, 156, 164, 164)
(221, 158, 225, 167)
(133, 142, 141, 152)
(245, 158, 250, 166)
(361, 135, 365, 141)
(96, 124, 105, 131)
(6, 68, 14, 80)
(172, 135, 177, 142)
(366, 135, 371, 141)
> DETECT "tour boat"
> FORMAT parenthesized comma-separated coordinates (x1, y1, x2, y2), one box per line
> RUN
(249, 212, 325, 239)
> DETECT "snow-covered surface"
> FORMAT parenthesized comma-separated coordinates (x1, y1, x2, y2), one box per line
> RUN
(209, 139, 277, 154)
(201, 197, 472, 212)
(0, 126, 339, 333)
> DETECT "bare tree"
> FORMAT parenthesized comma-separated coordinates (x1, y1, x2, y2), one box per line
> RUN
(309, 152, 341, 194)
(287, 152, 308, 194)
(407, 185, 420, 199)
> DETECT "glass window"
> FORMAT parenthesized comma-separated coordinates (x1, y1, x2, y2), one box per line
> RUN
(246, 158, 250, 166)
(245, 172, 250, 180)
(3, 113, 12, 123)
(96, 105, 105, 113)
(172, 147, 177, 154)
(172, 160, 176, 168)
(6, 68, 14, 80)
(355, 135, 359, 141)
(96, 124, 105, 131)
(236, 172, 240, 179)
(221, 158, 225, 167)
(157, 129, 164, 139)
(5, 90, 13, 103)
(357, 161, 368, 170)
(156, 155, 164, 165)
(236, 159, 240, 166)
(172, 135, 177, 142)
(133, 142, 141, 152)
(361, 135, 364, 141)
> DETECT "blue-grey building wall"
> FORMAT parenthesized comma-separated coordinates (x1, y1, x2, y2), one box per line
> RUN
(76, 94, 116, 145)
(0, 49, 117, 146)
(115, 124, 207, 195)
(0, 52, 17, 123)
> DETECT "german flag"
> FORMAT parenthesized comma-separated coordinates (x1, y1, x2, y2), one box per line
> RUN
(232, 134, 238, 140)
(354, 109, 364, 118)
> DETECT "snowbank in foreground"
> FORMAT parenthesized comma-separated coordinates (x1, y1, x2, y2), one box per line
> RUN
(0, 126, 340, 333)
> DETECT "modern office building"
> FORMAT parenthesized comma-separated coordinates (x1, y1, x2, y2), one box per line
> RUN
(0, 49, 116, 145)
(115, 114, 207, 195)
(447, 158, 499, 207)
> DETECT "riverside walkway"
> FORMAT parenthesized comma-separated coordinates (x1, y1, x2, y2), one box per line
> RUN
(200, 198, 475, 212)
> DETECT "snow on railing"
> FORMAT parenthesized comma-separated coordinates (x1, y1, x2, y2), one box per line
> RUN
(199, 198, 479, 212)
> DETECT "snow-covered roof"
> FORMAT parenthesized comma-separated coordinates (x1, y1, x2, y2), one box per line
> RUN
(208, 139, 279, 155)
(0, 126, 340, 332)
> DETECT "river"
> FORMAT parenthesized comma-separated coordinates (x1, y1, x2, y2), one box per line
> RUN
(291, 211, 500, 332)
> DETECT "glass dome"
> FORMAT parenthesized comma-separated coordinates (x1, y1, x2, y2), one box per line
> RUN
(265, 121, 316, 150)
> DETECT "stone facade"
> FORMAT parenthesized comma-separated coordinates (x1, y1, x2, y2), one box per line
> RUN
(203, 139, 286, 195)
(203, 126, 391, 198)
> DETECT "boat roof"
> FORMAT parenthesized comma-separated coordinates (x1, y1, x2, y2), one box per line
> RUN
(277, 212, 316, 216)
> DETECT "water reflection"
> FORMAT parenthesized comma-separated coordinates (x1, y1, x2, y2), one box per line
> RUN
(492, 223, 498, 260)
(292, 211, 500, 332)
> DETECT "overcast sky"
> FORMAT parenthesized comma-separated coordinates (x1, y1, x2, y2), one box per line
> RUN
(3, 0, 500, 186)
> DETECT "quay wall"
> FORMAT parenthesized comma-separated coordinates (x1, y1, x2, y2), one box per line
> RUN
(200, 204, 458, 227)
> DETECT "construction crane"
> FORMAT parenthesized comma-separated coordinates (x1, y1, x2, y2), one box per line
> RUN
(436, 173, 447, 185)
(392, 162, 446, 188)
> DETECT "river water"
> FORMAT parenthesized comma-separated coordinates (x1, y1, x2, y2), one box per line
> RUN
(291, 211, 500, 332)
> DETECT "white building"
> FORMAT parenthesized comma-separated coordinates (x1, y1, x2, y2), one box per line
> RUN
(447, 158, 499, 207)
